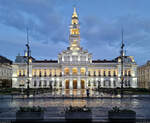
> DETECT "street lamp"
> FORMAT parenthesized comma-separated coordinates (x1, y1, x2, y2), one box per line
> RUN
(120, 30, 125, 98)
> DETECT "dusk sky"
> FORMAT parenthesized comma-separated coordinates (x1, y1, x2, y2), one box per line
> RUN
(0, 0, 150, 65)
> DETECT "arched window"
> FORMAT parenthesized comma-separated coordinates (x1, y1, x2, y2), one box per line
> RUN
(44, 69, 47, 77)
(104, 71, 106, 76)
(125, 70, 127, 76)
(72, 68, 78, 75)
(99, 70, 101, 76)
(113, 71, 116, 76)
(128, 71, 131, 76)
(80, 68, 85, 75)
(64, 68, 69, 75)
(39, 71, 42, 77)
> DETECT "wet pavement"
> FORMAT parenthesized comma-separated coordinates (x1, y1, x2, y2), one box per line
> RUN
(0, 96, 150, 120)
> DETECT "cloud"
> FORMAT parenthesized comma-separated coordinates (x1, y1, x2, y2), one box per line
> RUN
(0, 0, 67, 43)
(0, 0, 150, 65)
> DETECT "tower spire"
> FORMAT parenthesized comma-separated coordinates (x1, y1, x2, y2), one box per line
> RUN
(69, 7, 80, 51)
(72, 7, 78, 18)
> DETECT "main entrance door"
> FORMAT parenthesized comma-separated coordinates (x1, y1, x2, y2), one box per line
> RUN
(65, 80, 69, 89)
(73, 80, 77, 89)
(81, 80, 85, 89)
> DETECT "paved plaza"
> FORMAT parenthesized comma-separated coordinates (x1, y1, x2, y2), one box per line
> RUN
(0, 91, 150, 122)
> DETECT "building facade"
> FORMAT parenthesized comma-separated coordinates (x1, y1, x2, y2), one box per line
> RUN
(12, 8, 138, 92)
(138, 61, 150, 89)
(0, 56, 12, 88)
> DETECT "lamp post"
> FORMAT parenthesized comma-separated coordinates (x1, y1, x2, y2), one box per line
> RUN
(26, 43, 30, 97)
(120, 30, 125, 98)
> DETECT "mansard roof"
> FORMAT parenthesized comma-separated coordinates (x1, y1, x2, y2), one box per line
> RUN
(92, 59, 117, 63)
(0, 55, 12, 64)
(34, 60, 58, 63)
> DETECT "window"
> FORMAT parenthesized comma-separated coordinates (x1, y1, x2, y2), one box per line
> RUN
(104, 71, 106, 76)
(44, 80, 47, 87)
(103, 80, 105, 86)
(44, 70, 47, 77)
(39, 71, 42, 77)
(88, 71, 90, 76)
(113, 71, 116, 76)
(99, 70, 101, 76)
(94, 81, 96, 86)
(34, 71, 36, 77)
(64, 68, 69, 75)
(108, 71, 111, 76)
(125, 70, 127, 76)
(88, 80, 91, 86)
(109, 80, 111, 86)
(34, 80, 36, 87)
(128, 71, 131, 76)
(113, 81, 116, 87)
(39, 81, 41, 87)
(72, 68, 78, 75)
(49, 71, 51, 76)
(125, 81, 128, 86)
(23, 70, 25, 76)
(54, 81, 57, 86)
(128, 80, 130, 87)
(19, 70, 21, 76)
(60, 81, 62, 87)
(80, 68, 85, 75)
(94, 71, 96, 76)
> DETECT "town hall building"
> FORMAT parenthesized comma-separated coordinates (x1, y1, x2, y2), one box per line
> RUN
(12, 8, 138, 94)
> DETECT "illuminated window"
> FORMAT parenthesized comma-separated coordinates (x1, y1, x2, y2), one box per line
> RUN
(99, 70, 101, 76)
(128, 71, 131, 76)
(34, 80, 36, 87)
(113, 71, 116, 76)
(72, 68, 78, 75)
(64, 68, 69, 75)
(104, 71, 106, 76)
(44, 69, 47, 77)
(108, 71, 111, 76)
(80, 68, 85, 75)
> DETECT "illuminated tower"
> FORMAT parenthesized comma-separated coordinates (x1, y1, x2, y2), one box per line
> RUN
(69, 8, 80, 51)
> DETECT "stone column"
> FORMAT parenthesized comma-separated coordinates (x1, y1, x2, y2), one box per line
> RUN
(77, 77, 81, 89)
(86, 67, 88, 76)
(69, 79, 73, 89)
(62, 79, 65, 90)
(70, 67, 72, 76)
(101, 78, 104, 88)
(111, 79, 114, 88)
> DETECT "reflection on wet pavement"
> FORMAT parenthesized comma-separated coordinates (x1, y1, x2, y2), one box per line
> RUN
(0, 96, 150, 119)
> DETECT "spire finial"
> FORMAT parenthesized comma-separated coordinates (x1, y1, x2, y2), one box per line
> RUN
(72, 7, 78, 18)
